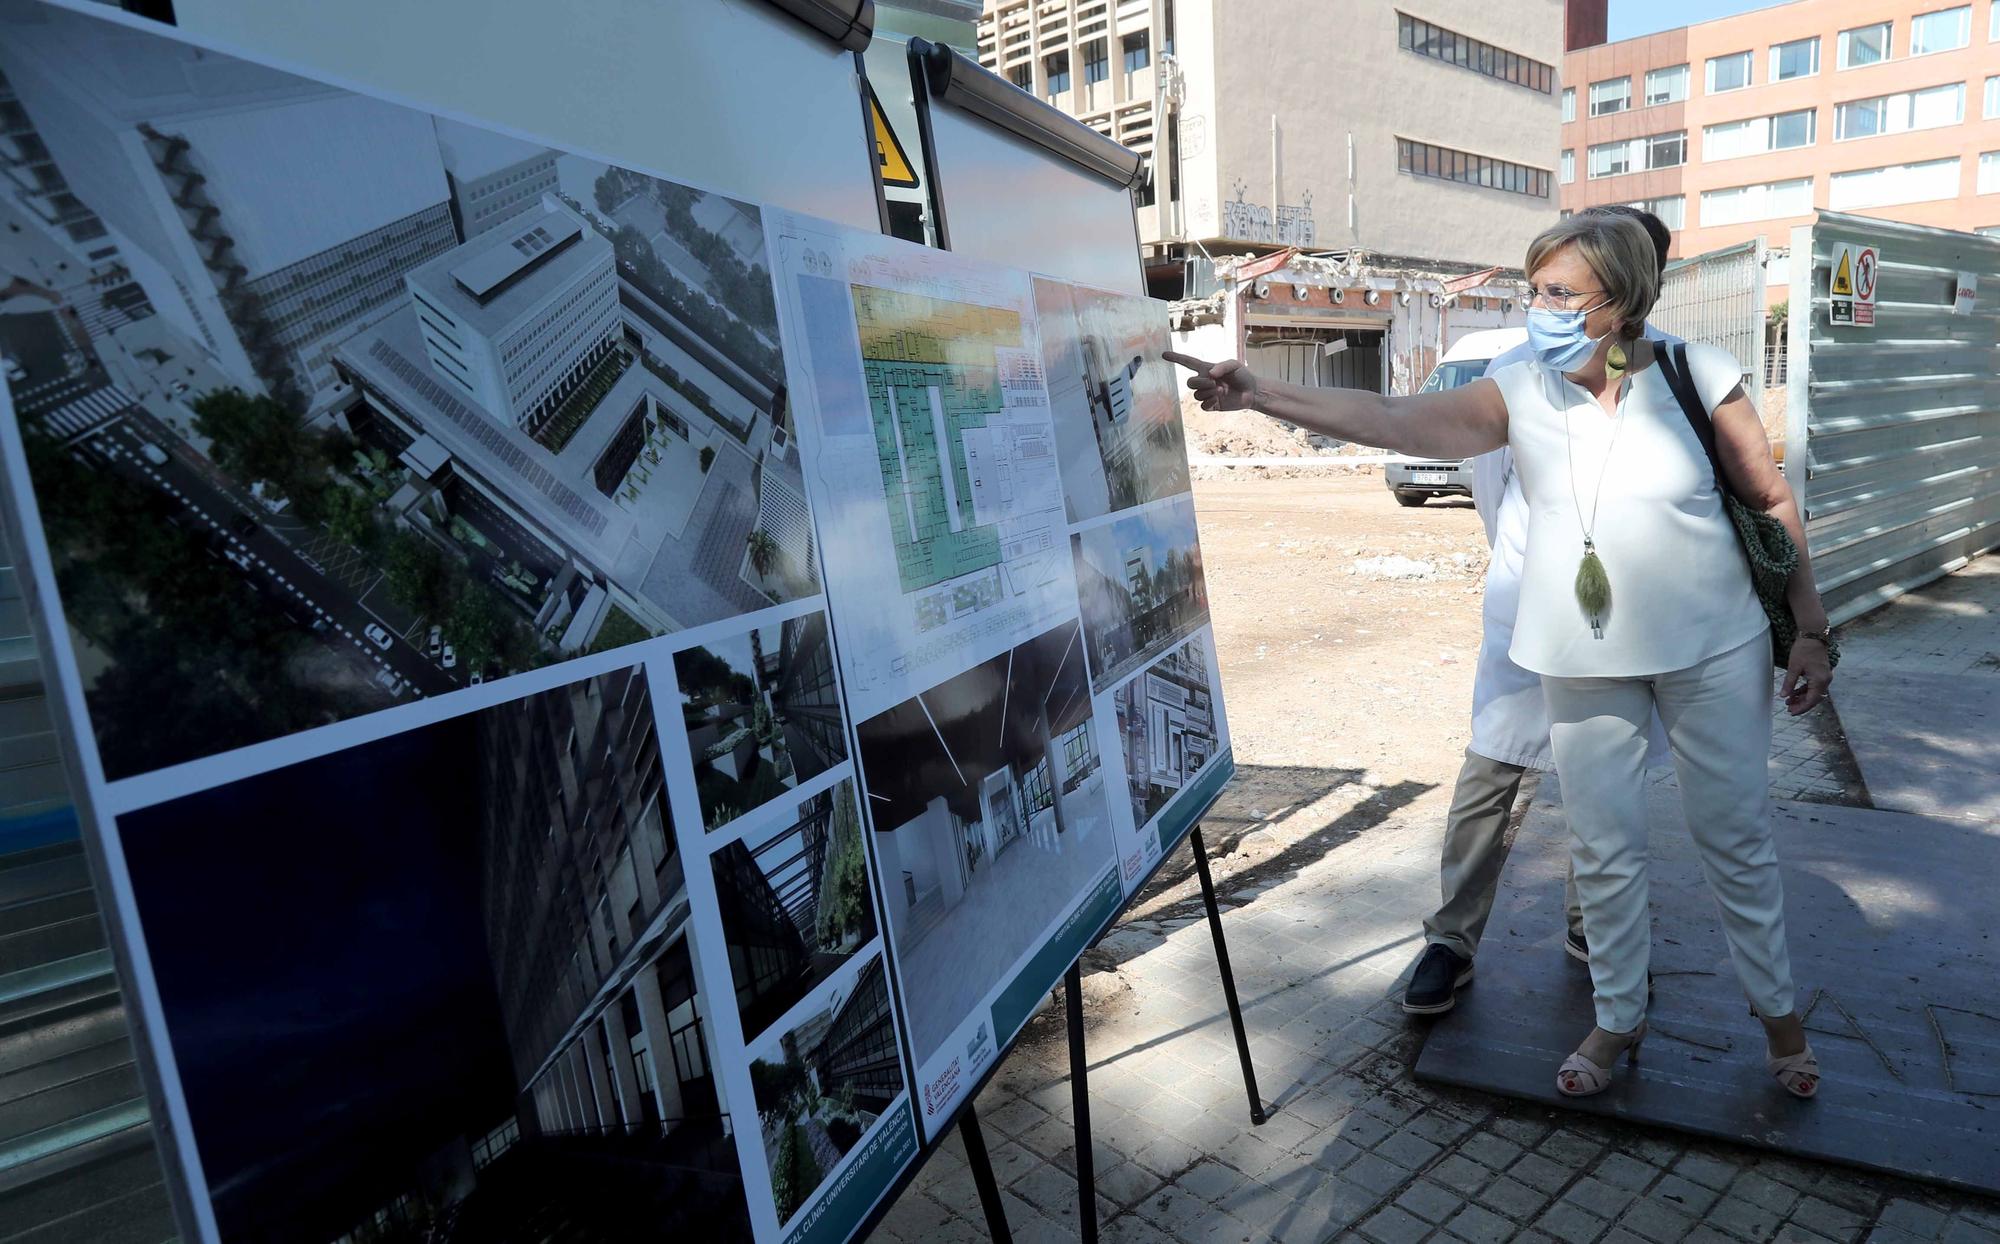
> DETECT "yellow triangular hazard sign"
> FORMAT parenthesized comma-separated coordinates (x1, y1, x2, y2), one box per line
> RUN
(867, 83, 919, 189)
(1831, 249, 1855, 297)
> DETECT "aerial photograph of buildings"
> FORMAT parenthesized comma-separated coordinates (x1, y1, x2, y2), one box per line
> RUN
(112, 666, 756, 1241)
(0, 8, 816, 780)
(1071, 494, 1210, 692)
(854, 618, 1116, 1065)
(1112, 633, 1221, 835)
(1032, 276, 1189, 522)
(675, 610, 848, 831)
(712, 778, 878, 1043)
(746, 954, 904, 1227)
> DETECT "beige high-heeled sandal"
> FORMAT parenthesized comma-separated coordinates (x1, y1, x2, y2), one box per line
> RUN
(1767, 1045, 1820, 1098)
(1555, 1020, 1648, 1097)
(1749, 1006, 1821, 1099)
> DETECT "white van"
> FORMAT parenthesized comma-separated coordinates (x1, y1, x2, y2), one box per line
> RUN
(1384, 326, 1529, 507)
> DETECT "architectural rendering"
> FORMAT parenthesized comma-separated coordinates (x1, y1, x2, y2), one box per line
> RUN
(855, 618, 1116, 1065)
(1112, 633, 1220, 834)
(675, 611, 848, 831)
(0, 8, 815, 779)
(1072, 494, 1210, 692)
(1033, 277, 1190, 522)
(713, 779, 878, 1043)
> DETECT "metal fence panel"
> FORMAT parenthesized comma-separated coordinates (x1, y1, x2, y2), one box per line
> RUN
(1786, 212, 2000, 625)
(1653, 238, 1768, 395)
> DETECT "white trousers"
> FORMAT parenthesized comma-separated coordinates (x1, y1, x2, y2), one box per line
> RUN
(1541, 630, 1795, 1033)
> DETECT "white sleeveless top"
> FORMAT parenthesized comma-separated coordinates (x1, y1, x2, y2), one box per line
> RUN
(1492, 341, 1768, 678)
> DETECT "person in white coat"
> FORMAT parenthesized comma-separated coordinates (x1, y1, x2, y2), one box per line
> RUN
(1402, 207, 1676, 1019)
(1166, 210, 1834, 1102)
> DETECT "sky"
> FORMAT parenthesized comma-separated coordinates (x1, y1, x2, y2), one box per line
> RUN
(1609, 0, 1794, 41)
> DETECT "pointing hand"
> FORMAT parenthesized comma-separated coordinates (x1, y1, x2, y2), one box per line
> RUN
(1163, 351, 1259, 412)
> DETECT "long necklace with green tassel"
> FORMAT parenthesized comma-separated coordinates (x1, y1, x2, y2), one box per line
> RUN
(1565, 341, 1629, 639)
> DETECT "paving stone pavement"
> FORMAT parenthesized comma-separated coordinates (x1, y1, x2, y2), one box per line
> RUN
(867, 559, 2000, 1243)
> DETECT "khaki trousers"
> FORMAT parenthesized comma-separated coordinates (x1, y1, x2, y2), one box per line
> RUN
(1423, 748, 1582, 961)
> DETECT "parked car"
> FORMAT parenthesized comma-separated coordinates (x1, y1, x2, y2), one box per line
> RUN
(1385, 326, 1529, 507)
(427, 624, 442, 660)
(441, 643, 457, 670)
(138, 441, 169, 466)
(2, 358, 24, 384)
(468, 670, 484, 686)
(364, 623, 393, 650)
(227, 513, 257, 538)
(372, 667, 404, 696)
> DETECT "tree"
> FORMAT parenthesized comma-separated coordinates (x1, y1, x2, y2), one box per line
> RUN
(383, 533, 449, 618)
(699, 445, 716, 473)
(448, 586, 504, 673)
(746, 528, 777, 580)
(322, 485, 380, 553)
(593, 169, 625, 217)
(190, 387, 325, 512)
(749, 1056, 810, 1128)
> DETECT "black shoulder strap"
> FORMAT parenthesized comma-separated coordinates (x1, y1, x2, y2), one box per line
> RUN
(1655, 343, 1733, 501)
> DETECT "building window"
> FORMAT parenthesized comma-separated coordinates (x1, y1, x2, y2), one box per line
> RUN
(1561, 148, 1575, 183)
(1562, 87, 1575, 122)
(1082, 38, 1109, 85)
(1834, 83, 1965, 139)
(1645, 64, 1689, 105)
(1993, 0, 2000, 40)
(1627, 195, 1685, 231)
(1044, 51, 1070, 97)
(1700, 177, 1815, 226)
(1771, 108, 1818, 149)
(1123, 31, 1149, 74)
(1647, 131, 1687, 169)
(1911, 5, 1972, 54)
(1588, 132, 1684, 177)
(1705, 109, 1818, 159)
(1831, 157, 1961, 208)
(1706, 50, 1753, 93)
(1980, 151, 2000, 194)
(1988, 75, 2000, 117)
(1395, 13, 1554, 92)
(1838, 22, 1893, 68)
(1396, 137, 1551, 198)
(1589, 76, 1630, 116)
(1770, 36, 1821, 81)
(1009, 63, 1031, 91)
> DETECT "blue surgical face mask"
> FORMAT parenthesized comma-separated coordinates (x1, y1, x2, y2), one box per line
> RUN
(1526, 304, 1609, 373)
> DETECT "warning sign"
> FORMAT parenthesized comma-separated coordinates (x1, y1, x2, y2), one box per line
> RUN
(1830, 242, 1878, 327)
(867, 82, 918, 188)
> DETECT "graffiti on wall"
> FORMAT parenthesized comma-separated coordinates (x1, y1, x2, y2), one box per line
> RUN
(1222, 182, 1315, 246)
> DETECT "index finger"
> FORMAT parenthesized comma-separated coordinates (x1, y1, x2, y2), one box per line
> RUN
(1162, 350, 1215, 374)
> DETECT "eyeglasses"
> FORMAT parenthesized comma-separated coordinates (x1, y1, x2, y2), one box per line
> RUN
(1526, 283, 1606, 310)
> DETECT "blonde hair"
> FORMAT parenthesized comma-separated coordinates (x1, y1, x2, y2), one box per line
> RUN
(1524, 214, 1660, 341)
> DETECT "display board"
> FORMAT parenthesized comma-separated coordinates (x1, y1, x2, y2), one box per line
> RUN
(0, 2, 1231, 1241)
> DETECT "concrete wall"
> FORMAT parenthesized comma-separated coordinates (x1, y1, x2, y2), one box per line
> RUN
(1183, 0, 1565, 266)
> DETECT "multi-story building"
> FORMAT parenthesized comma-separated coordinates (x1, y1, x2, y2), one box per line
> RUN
(978, 1, 1571, 393)
(403, 205, 620, 433)
(0, 4, 457, 408)
(978, 1, 1564, 280)
(434, 118, 561, 239)
(473, 667, 730, 1151)
(1561, 0, 2000, 288)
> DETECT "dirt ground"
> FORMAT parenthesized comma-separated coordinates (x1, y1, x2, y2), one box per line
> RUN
(1108, 471, 1493, 929)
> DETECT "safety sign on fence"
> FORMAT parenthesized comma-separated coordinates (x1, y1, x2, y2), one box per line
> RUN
(1830, 241, 1878, 327)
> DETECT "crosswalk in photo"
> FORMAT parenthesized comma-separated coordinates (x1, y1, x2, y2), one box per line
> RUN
(35, 385, 134, 441)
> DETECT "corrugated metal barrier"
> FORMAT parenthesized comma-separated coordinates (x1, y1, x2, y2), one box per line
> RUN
(1653, 238, 1768, 397)
(1786, 212, 2000, 626)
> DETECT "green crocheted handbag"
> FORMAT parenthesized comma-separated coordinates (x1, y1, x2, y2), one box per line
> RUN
(1656, 344, 1837, 671)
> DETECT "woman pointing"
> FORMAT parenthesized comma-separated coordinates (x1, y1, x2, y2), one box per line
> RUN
(1166, 212, 1833, 1099)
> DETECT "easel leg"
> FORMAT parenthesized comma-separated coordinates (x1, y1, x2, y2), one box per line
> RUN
(1192, 825, 1267, 1125)
(959, 1106, 1013, 1243)
(1064, 963, 1098, 1244)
